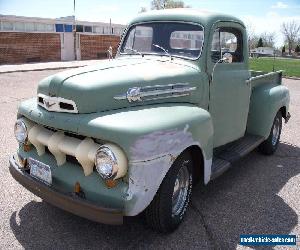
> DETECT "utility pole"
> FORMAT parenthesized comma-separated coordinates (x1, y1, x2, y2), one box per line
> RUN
(73, 0, 77, 60)
(109, 18, 112, 35)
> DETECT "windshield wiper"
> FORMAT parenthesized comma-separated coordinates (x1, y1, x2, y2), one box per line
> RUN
(124, 47, 143, 56)
(152, 44, 172, 60)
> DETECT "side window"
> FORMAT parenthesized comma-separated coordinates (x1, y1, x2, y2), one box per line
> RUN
(211, 27, 243, 63)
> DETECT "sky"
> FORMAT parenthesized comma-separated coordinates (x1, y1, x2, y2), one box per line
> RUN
(1, 0, 300, 47)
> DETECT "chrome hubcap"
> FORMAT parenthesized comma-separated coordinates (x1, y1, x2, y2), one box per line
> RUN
(272, 117, 280, 146)
(172, 165, 190, 217)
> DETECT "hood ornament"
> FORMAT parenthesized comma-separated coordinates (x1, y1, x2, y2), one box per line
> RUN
(114, 83, 196, 103)
(126, 87, 142, 102)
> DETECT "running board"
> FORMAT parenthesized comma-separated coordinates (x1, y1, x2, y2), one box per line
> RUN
(211, 134, 264, 180)
(210, 158, 231, 180)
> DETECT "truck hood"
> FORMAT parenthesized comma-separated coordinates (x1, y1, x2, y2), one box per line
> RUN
(37, 57, 203, 114)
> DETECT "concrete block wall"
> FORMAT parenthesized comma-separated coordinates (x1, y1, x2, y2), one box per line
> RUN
(79, 34, 120, 60)
(0, 32, 61, 64)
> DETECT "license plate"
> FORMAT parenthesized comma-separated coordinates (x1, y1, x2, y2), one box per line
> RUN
(29, 158, 52, 185)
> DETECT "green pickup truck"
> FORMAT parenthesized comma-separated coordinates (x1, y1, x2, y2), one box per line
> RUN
(10, 9, 290, 233)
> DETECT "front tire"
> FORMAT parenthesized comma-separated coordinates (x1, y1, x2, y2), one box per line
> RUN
(145, 151, 193, 233)
(259, 111, 282, 155)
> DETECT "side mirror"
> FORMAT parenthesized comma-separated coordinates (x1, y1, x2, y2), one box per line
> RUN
(222, 53, 233, 63)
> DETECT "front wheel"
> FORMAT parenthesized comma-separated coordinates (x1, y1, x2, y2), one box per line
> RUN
(259, 111, 282, 155)
(145, 151, 193, 233)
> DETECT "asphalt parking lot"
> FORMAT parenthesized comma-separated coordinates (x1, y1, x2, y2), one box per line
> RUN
(0, 70, 299, 250)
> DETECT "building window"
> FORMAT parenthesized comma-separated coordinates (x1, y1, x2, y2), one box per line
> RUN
(64, 24, 73, 32)
(46, 24, 55, 32)
(25, 22, 35, 32)
(36, 23, 54, 32)
(15, 22, 25, 31)
(93, 26, 101, 33)
(36, 23, 45, 31)
(55, 24, 64, 32)
(76, 25, 83, 32)
(104, 26, 110, 34)
(84, 26, 92, 32)
(2, 21, 14, 31)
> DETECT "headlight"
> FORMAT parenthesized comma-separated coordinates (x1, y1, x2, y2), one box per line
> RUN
(14, 119, 28, 143)
(95, 144, 127, 180)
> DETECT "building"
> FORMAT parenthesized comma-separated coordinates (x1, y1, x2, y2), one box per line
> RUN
(250, 47, 275, 57)
(0, 15, 126, 64)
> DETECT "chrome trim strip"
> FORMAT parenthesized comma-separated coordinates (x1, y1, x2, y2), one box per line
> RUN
(114, 83, 197, 102)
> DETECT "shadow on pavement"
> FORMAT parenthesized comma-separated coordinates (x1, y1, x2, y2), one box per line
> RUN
(192, 141, 300, 249)
(10, 142, 299, 250)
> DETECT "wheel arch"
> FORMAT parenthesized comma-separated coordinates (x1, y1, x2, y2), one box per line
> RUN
(280, 105, 291, 122)
(182, 145, 205, 186)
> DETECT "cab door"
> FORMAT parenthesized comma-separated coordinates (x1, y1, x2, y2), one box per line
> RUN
(207, 22, 251, 147)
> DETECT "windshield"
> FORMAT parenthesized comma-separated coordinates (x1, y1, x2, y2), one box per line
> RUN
(120, 22, 204, 60)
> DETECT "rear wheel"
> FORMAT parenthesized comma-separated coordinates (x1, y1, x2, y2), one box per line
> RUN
(259, 111, 282, 155)
(145, 151, 193, 233)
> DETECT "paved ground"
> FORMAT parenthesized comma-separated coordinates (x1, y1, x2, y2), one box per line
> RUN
(0, 70, 299, 250)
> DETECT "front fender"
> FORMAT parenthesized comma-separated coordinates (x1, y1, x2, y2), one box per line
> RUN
(246, 83, 290, 138)
(78, 103, 214, 216)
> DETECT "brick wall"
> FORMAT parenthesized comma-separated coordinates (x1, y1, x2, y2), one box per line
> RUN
(80, 34, 120, 60)
(0, 32, 61, 64)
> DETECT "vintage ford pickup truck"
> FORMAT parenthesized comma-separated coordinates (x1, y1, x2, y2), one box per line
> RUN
(10, 9, 290, 232)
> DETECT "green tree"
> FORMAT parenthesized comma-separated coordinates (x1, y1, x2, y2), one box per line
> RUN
(257, 38, 264, 48)
(151, 0, 189, 10)
(282, 45, 286, 53)
(295, 44, 300, 53)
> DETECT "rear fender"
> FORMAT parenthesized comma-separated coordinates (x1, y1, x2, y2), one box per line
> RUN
(246, 83, 290, 138)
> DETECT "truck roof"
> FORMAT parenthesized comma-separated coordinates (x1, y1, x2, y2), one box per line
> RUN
(129, 8, 245, 28)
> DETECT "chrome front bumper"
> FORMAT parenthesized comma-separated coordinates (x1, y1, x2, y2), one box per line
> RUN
(9, 155, 123, 225)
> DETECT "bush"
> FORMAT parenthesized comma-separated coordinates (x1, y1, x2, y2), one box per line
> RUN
(257, 38, 263, 48)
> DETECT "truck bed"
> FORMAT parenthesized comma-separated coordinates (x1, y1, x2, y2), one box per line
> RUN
(248, 70, 283, 89)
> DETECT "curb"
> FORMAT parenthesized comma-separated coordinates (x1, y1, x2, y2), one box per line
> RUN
(283, 76, 300, 80)
(0, 65, 88, 74)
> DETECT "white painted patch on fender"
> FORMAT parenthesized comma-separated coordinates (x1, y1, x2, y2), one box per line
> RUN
(130, 128, 195, 162)
(125, 127, 212, 216)
(125, 155, 171, 216)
